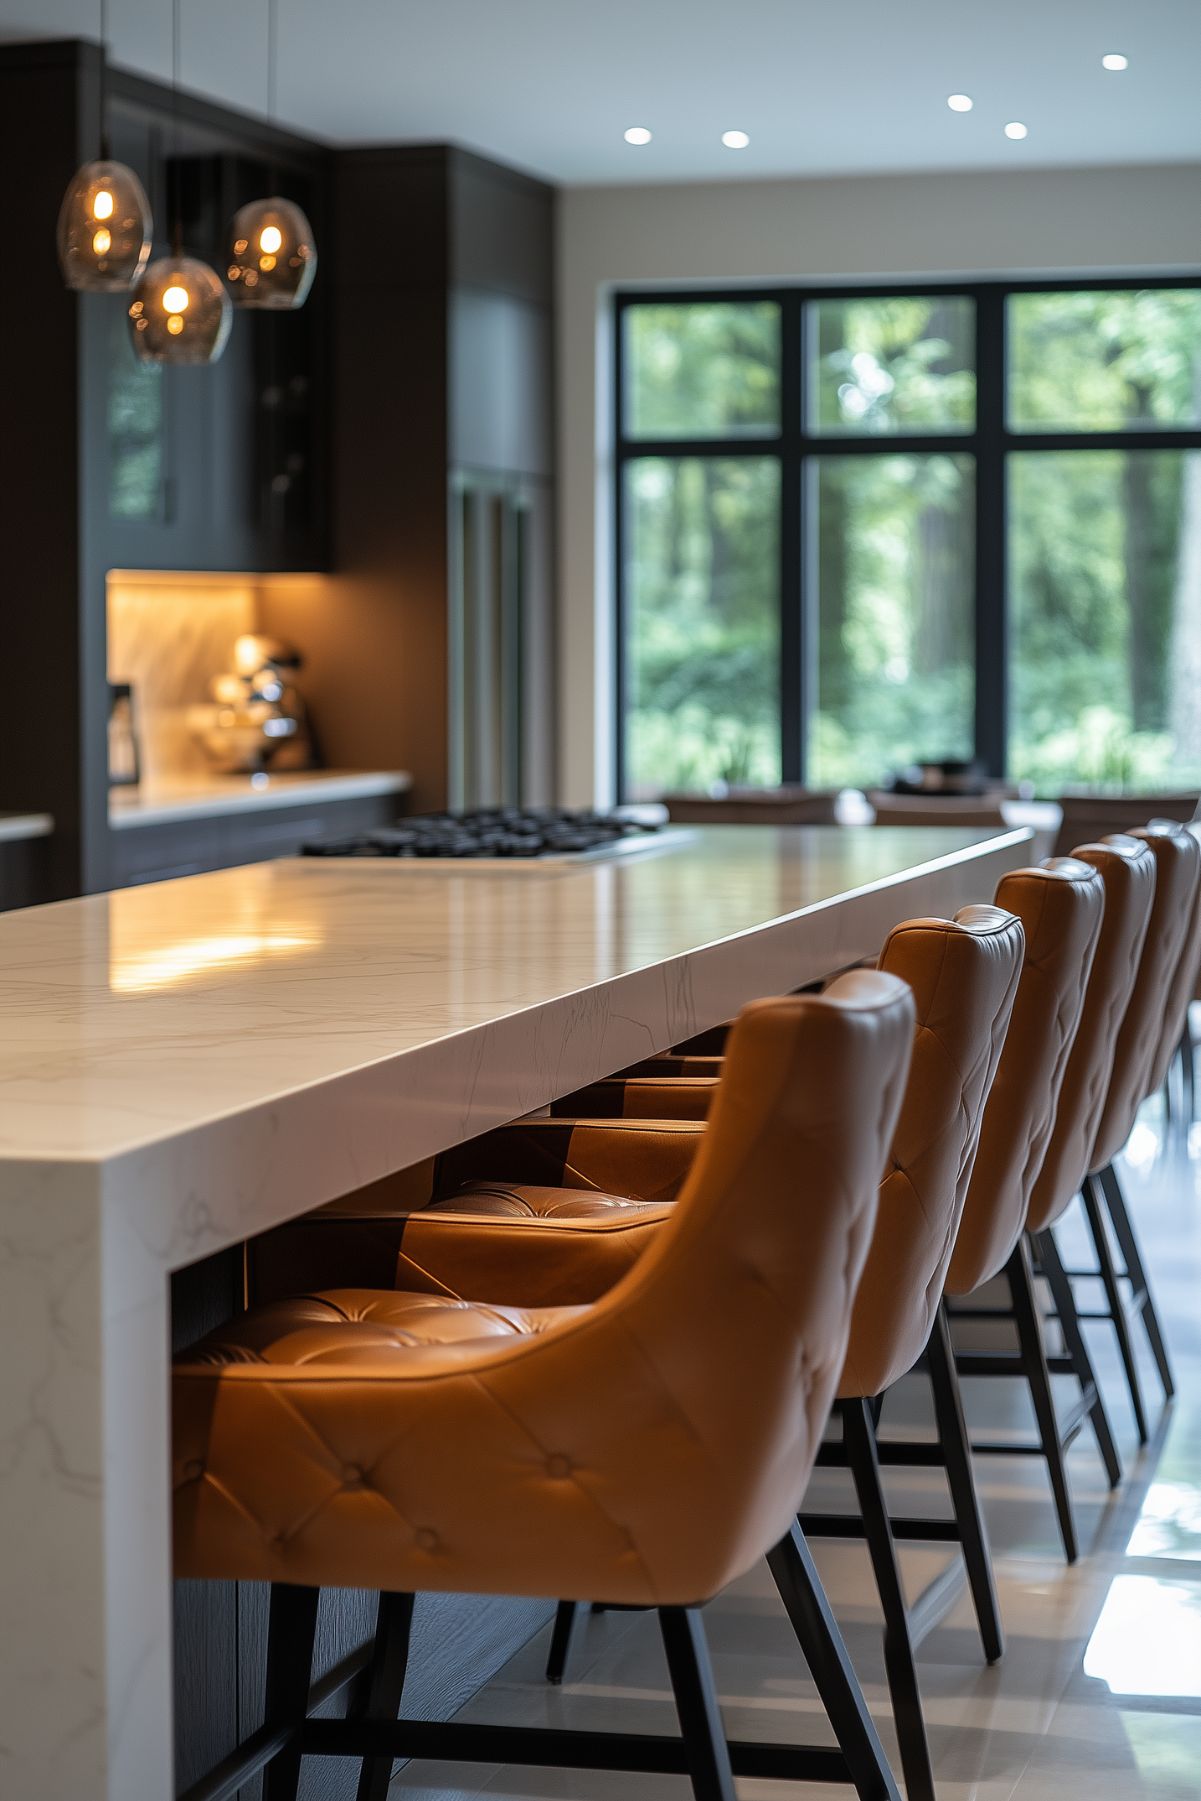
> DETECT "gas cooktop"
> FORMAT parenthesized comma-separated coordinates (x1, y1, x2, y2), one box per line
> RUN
(302, 806, 679, 863)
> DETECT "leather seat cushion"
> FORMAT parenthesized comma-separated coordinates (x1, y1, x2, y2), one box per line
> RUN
(552, 1076, 718, 1120)
(184, 1288, 579, 1370)
(399, 1185, 670, 1307)
(424, 1184, 656, 1221)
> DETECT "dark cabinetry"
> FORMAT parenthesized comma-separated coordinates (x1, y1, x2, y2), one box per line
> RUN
(0, 40, 332, 902)
(83, 85, 329, 575)
(0, 836, 49, 913)
(109, 790, 399, 888)
(0, 46, 555, 903)
(333, 146, 556, 811)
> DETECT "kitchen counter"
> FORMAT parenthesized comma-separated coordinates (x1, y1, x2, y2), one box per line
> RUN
(0, 810, 53, 844)
(0, 823, 1031, 1799)
(108, 767, 411, 829)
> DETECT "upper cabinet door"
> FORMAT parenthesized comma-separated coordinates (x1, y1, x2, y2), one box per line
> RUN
(209, 153, 328, 572)
(84, 100, 330, 575)
(82, 106, 211, 568)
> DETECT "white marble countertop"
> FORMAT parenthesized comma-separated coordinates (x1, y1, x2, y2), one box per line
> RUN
(0, 811, 53, 844)
(0, 823, 1032, 1800)
(0, 825, 1030, 1168)
(108, 767, 411, 829)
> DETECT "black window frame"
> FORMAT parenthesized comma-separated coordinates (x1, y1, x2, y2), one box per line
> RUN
(613, 275, 1201, 799)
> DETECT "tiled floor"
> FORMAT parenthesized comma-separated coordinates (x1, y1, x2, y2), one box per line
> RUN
(392, 1098, 1201, 1798)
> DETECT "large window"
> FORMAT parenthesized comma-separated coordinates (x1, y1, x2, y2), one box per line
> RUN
(616, 281, 1201, 798)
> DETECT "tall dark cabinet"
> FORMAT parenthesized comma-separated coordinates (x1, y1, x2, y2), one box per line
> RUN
(330, 145, 556, 811)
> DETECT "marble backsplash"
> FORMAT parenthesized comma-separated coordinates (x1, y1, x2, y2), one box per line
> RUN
(106, 572, 330, 782)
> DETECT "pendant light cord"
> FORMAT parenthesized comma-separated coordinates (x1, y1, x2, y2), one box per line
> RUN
(267, 0, 281, 531)
(98, 0, 110, 158)
(170, 0, 183, 255)
(267, 0, 278, 125)
(266, 0, 279, 190)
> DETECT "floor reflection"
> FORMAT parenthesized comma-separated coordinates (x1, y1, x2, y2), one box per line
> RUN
(1127, 1479, 1201, 1561)
(1084, 1574, 1201, 1698)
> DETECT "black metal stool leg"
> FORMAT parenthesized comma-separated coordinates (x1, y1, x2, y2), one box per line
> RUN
(658, 1607, 737, 1801)
(767, 1522, 901, 1800)
(1182, 1021, 1197, 1125)
(356, 1591, 416, 1801)
(263, 1583, 320, 1801)
(1099, 1160, 1175, 1401)
(1035, 1226, 1122, 1488)
(927, 1304, 1004, 1663)
(1081, 1173, 1150, 1441)
(545, 1599, 584, 1684)
(1006, 1238, 1078, 1563)
(841, 1398, 936, 1801)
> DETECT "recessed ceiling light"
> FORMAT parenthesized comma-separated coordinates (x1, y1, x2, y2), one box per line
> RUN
(1004, 121, 1028, 140)
(624, 126, 652, 145)
(721, 129, 750, 149)
(947, 93, 973, 112)
(1102, 53, 1129, 71)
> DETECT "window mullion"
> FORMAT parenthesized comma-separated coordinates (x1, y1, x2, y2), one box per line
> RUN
(974, 288, 1007, 779)
(781, 293, 803, 783)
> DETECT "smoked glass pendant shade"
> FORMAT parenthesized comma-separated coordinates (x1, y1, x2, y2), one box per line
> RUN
(57, 159, 152, 291)
(227, 197, 317, 309)
(128, 255, 232, 365)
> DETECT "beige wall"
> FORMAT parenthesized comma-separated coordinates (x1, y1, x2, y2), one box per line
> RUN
(556, 160, 1201, 803)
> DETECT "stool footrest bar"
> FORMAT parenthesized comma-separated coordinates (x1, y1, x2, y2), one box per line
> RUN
(298, 1718, 857, 1783)
(801, 1508, 961, 1543)
(179, 1643, 371, 1801)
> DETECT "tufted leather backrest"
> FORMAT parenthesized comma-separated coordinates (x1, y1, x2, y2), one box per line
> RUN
(1025, 837, 1156, 1233)
(839, 906, 1024, 1399)
(946, 862, 1104, 1297)
(1143, 821, 1201, 1100)
(175, 973, 914, 1606)
(1088, 823, 1200, 1173)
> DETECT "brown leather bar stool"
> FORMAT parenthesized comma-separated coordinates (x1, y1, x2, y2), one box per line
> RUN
(175, 977, 914, 1801)
(1142, 818, 1201, 1127)
(941, 860, 1108, 1564)
(1020, 834, 1158, 1442)
(1050, 791, 1197, 860)
(1072, 822, 1200, 1439)
(558, 858, 1123, 1563)
(311, 907, 1023, 1801)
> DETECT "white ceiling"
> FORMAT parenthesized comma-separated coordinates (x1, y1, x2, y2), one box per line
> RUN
(6, 0, 1201, 185)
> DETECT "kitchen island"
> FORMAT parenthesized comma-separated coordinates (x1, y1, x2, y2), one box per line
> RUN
(0, 824, 1031, 1800)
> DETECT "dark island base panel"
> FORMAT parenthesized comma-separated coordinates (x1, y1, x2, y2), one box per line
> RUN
(172, 1250, 554, 1800)
(0, 836, 48, 912)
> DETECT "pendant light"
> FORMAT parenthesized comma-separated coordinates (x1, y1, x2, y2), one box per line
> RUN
(226, 0, 317, 310)
(128, 0, 231, 365)
(57, 0, 152, 291)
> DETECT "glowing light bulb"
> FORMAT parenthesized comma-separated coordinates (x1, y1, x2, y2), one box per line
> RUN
(161, 284, 190, 314)
(93, 188, 114, 220)
(227, 196, 316, 309)
(93, 227, 112, 256)
(721, 129, 750, 149)
(947, 94, 973, 112)
(624, 126, 652, 145)
(166, 315, 184, 335)
(1004, 121, 1028, 140)
(1102, 53, 1128, 71)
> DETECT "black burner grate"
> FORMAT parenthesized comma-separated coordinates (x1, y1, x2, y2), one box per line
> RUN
(302, 807, 662, 860)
